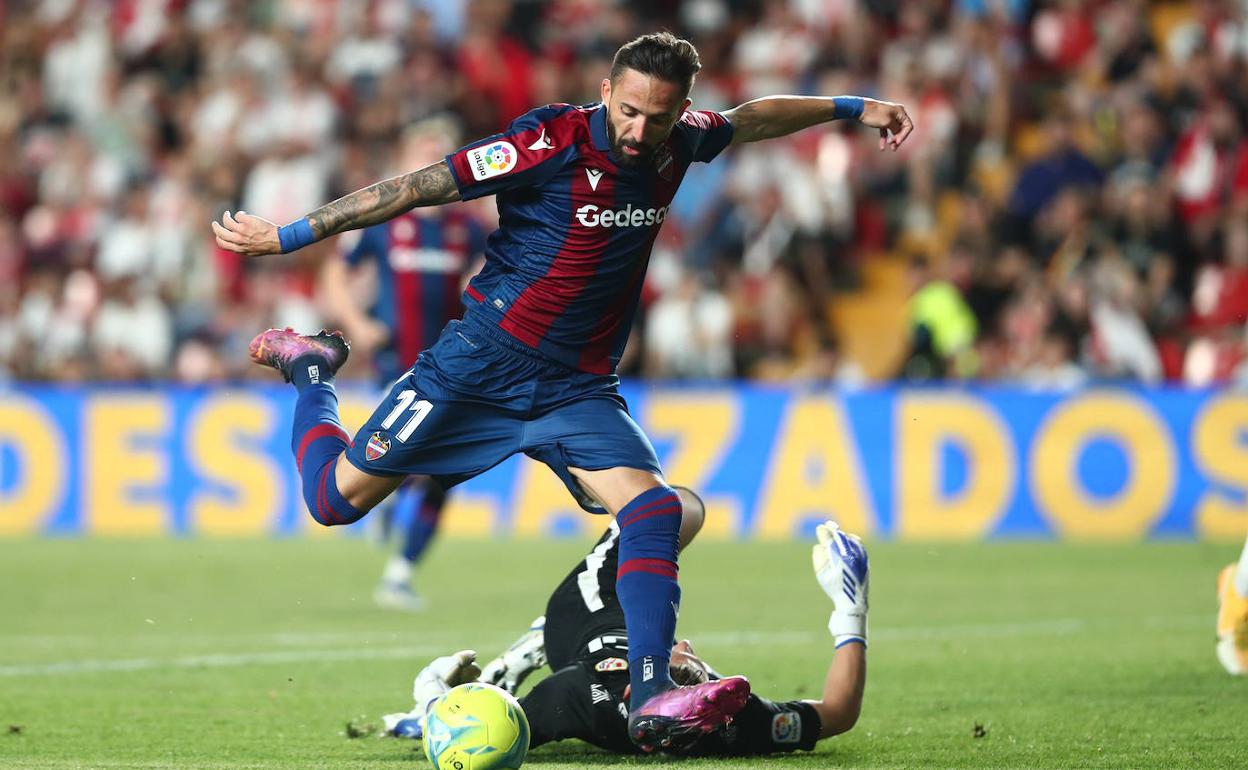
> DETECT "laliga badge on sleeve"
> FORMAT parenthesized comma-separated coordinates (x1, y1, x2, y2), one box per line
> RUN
(468, 141, 517, 180)
(365, 432, 391, 461)
(771, 711, 802, 744)
(594, 657, 628, 673)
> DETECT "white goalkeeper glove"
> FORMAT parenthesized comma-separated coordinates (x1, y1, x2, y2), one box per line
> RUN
(381, 649, 481, 739)
(811, 520, 869, 648)
(478, 616, 546, 694)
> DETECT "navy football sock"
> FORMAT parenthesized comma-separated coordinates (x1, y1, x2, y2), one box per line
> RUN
(401, 483, 446, 563)
(291, 380, 364, 526)
(290, 353, 330, 390)
(615, 485, 683, 709)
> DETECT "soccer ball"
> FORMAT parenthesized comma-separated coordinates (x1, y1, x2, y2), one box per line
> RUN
(423, 682, 530, 770)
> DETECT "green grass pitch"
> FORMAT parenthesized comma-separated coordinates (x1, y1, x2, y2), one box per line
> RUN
(1, 535, 1245, 769)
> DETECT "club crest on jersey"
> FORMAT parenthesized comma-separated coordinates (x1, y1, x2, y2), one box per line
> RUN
(365, 432, 390, 461)
(468, 141, 517, 180)
(594, 657, 628, 673)
(771, 711, 802, 744)
(654, 145, 673, 179)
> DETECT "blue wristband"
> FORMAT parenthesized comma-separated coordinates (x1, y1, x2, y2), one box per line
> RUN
(277, 218, 315, 253)
(832, 96, 865, 120)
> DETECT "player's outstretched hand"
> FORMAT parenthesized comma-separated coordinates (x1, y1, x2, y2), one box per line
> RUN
(859, 99, 914, 152)
(812, 520, 869, 647)
(211, 210, 282, 256)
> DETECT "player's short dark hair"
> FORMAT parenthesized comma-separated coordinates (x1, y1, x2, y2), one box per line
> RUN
(610, 32, 701, 95)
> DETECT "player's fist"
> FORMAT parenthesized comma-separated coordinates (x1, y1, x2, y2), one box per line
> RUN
(384, 650, 481, 740)
(211, 210, 282, 256)
(858, 99, 914, 152)
(412, 650, 481, 709)
(812, 520, 869, 647)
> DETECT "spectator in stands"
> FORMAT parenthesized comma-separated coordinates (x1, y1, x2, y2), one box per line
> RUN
(901, 256, 978, 380)
(1, 0, 1246, 386)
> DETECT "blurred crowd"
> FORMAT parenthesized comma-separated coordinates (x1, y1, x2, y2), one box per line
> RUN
(2, 0, 1248, 386)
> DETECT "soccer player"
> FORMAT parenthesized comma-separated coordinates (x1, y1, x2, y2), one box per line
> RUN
(211, 31, 910, 750)
(384, 496, 870, 757)
(320, 117, 485, 611)
(1216, 534, 1248, 674)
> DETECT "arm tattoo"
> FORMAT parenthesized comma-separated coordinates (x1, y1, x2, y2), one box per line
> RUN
(307, 160, 460, 240)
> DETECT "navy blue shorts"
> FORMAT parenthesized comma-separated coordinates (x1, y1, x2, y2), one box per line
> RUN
(343, 316, 661, 513)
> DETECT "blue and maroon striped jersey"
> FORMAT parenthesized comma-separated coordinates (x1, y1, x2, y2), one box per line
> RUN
(445, 102, 733, 375)
(340, 209, 485, 382)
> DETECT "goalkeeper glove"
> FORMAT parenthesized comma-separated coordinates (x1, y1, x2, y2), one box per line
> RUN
(478, 616, 546, 694)
(382, 649, 481, 739)
(811, 520, 869, 648)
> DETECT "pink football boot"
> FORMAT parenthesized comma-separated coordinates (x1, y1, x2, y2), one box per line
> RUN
(628, 675, 751, 753)
(248, 328, 350, 382)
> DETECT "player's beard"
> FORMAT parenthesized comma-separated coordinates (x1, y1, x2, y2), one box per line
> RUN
(606, 120, 653, 169)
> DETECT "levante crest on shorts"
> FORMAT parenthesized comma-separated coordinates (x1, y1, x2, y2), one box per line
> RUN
(365, 432, 390, 461)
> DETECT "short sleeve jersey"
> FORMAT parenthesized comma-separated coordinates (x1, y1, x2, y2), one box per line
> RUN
(445, 103, 733, 374)
(338, 210, 484, 381)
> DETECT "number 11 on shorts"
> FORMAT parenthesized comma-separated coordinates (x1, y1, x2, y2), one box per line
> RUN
(380, 390, 434, 442)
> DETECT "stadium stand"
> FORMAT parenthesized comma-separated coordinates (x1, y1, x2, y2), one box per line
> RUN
(1, 0, 1245, 386)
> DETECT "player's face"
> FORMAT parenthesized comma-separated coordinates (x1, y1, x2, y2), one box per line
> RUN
(601, 69, 691, 168)
(669, 639, 712, 685)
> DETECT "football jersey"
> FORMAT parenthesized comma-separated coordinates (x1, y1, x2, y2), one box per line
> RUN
(445, 102, 733, 374)
(543, 519, 626, 673)
(340, 209, 484, 381)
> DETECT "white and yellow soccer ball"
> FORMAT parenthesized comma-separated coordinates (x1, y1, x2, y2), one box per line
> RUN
(423, 682, 530, 770)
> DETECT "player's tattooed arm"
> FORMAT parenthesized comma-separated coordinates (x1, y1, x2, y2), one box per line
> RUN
(306, 160, 460, 239)
(723, 96, 914, 151)
(211, 161, 460, 256)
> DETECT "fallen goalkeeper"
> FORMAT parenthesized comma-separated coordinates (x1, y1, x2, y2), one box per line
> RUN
(382, 488, 868, 756)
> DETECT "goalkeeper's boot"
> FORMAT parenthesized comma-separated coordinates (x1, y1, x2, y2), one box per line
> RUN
(248, 328, 349, 382)
(478, 616, 547, 693)
(627, 675, 751, 753)
(1216, 564, 1248, 675)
